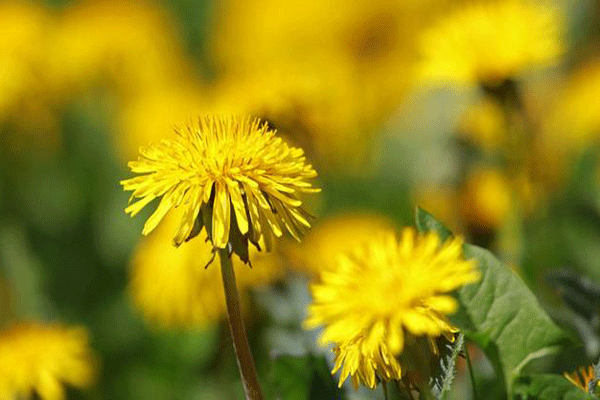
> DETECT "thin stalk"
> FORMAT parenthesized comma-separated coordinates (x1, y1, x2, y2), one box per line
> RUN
(219, 249, 264, 400)
(464, 345, 479, 400)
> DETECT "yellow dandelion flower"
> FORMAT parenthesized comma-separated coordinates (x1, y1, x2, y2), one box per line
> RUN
(564, 365, 598, 394)
(305, 228, 480, 389)
(288, 212, 396, 277)
(0, 2, 51, 120)
(130, 212, 284, 329)
(121, 115, 319, 259)
(418, 0, 563, 86)
(457, 97, 507, 152)
(539, 59, 600, 188)
(413, 186, 460, 233)
(459, 168, 512, 230)
(0, 322, 96, 400)
(47, 0, 189, 99)
(209, 58, 387, 173)
(117, 82, 206, 162)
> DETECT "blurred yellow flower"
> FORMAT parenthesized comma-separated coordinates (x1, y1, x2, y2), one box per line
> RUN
(540, 59, 600, 187)
(563, 365, 597, 393)
(418, 0, 563, 86)
(130, 212, 284, 329)
(0, 2, 52, 120)
(117, 82, 206, 162)
(122, 115, 319, 259)
(458, 97, 507, 152)
(288, 212, 396, 277)
(210, 0, 458, 172)
(0, 2, 61, 151)
(47, 0, 189, 99)
(460, 168, 513, 230)
(414, 187, 460, 233)
(305, 228, 480, 389)
(0, 323, 96, 400)
(210, 60, 387, 173)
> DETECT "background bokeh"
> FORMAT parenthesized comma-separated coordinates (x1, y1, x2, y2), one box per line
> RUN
(2, 0, 600, 399)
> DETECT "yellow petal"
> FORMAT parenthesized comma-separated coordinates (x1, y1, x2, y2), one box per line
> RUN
(212, 182, 231, 248)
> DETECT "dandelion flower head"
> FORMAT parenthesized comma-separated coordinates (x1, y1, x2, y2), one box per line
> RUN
(539, 60, 600, 188)
(305, 228, 480, 389)
(0, 322, 96, 400)
(289, 212, 396, 277)
(418, 0, 563, 86)
(47, 1, 188, 98)
(118, 82, 206, 162)
(130, 212, 284, 329)
(121, 115, 319, 259)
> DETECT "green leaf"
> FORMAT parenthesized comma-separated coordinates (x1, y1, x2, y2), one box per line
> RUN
(431, 333, 465, 400)
(415, 208, 452, 243)
(270, 354, 345, 400)
(416, 209, 572, 393)
(513, 374, 595, 400)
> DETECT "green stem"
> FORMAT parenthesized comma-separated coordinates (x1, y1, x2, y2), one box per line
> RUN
(219, 249, 264, 400)
(464, 344, 479, 400)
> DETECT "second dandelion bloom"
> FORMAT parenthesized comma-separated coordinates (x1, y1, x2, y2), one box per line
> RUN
(121, 115, 319, 260)
(305, 227, 480, 390)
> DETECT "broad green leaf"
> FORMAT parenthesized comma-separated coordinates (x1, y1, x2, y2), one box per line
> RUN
(270, 354, 344, 400)
(431, 333, 465, 400)
(416, 209, 572, 392)
(513, 374, 595, 400)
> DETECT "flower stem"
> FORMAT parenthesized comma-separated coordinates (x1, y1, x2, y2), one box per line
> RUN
(219, 249, 264, 400)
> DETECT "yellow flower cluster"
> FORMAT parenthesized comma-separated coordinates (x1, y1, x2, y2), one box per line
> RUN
(0, 323, 96, 400)
(305, 228, 480, 389)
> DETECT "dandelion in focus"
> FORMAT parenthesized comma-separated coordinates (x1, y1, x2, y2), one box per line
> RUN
(418, 0, 563, 87)
(121, 115, 319, 261)
(305, 228, 480, 390)
(0, 323, 96, 400)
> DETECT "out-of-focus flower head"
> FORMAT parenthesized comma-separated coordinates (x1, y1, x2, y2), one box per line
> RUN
(414, 186, 460, 233)
(0, 322, 96, 400)
(460, 167, 513, 231)
(288, 211, 396, 277)
(305, 228, 480, 389)
(121, 115, 319, 261)
(0, 2, 61, 153)
(457, 97, 507, 152)
(47, 0, 189, 100)
(117, 82, 206, 162)
(209, 0, 459, 173)
(0, 2, 51, 119)
(130, 212, 284, 329)
(418, 0, 563, 87)
(539, 59, 600, 187)
(210, 59, 387, 173)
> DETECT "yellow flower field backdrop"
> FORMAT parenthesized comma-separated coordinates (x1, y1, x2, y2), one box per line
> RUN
(2, 0, 600, 399)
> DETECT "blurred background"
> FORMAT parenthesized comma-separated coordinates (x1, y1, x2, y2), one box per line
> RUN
(2, 0, 600, 398)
